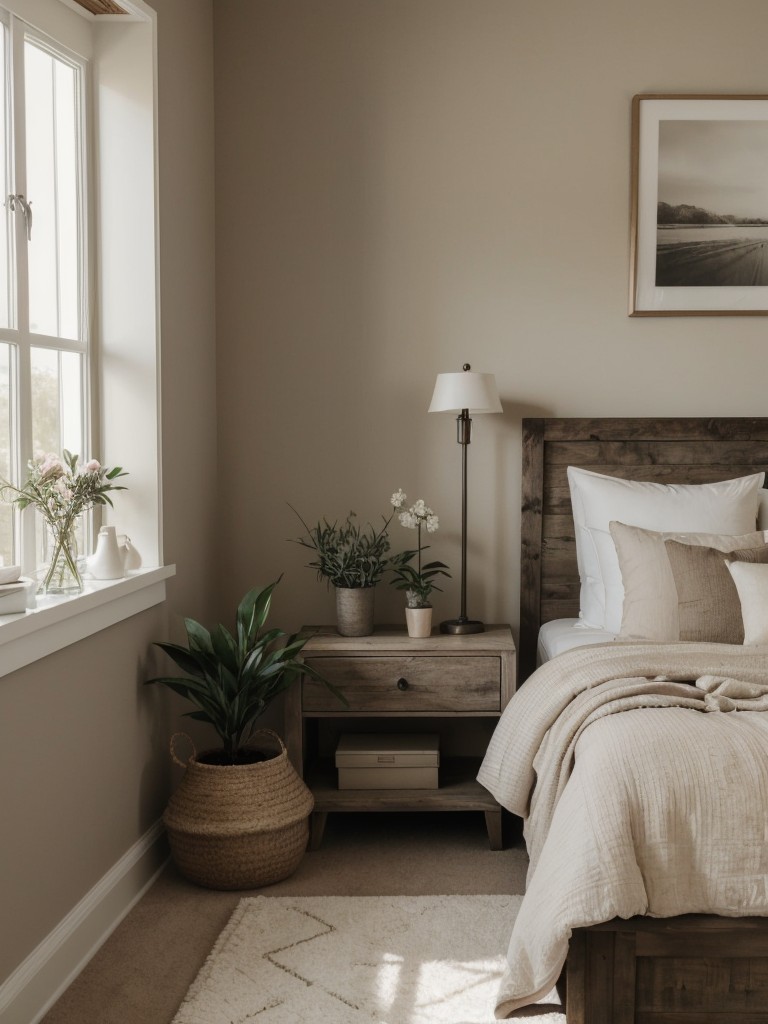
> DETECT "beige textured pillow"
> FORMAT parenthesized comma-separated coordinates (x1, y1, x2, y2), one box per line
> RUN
(609, 521, 767, 641)
(726, 561, 768, 645)
(664, 541, 768, 643)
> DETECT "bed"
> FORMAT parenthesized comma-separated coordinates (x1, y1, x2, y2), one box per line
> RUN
(479, 417, 768, 1022)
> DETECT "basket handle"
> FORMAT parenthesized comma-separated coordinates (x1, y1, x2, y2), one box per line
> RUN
(246, 728, 286, 754)
(169, 732, 197, 768)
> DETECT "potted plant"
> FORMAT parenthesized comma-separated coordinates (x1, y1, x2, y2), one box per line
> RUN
(146, 578, 342, 890)
(389, 490, 451, 638)
(290, 506, 393, 636)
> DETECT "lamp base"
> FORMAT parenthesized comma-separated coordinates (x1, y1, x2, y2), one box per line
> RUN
(439, 618, 485, 635)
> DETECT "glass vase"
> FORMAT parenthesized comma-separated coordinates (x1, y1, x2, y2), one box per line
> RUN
(41, 520, 83, 595)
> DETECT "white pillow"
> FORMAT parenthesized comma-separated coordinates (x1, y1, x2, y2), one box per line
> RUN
(726, 561, 768, 645)
(567, 467, 764, 630)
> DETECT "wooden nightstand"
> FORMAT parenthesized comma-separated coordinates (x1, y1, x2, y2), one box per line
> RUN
(284, 625, 516, 850)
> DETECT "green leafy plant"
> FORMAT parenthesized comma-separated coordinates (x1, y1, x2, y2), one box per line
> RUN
(289, 506, 394, 589)
(389, 489, 451, 608)
(146, 579, 344, 764)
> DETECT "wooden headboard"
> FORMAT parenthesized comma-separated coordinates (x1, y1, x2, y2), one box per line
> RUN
(519, 417, 768, 682)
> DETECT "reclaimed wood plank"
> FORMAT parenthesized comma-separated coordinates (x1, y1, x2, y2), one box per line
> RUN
(636, 1013, 768, 1023)
(586, 930, 615, 1022)
(546, 439, 768, 466)
(540, 417, 768, 442)
(520, 419, 545, 681)
(566, 929, 587, 1024)
(636, 956, 768, 1012)
(612, 929, 638, 1024)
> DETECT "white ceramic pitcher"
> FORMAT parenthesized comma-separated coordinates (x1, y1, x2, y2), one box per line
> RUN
(89, 526, 125, 579)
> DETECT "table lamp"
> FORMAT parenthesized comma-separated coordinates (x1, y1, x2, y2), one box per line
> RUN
(428, 363, 502, 634)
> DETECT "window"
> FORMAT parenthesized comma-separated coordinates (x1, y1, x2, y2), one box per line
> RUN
(0, 0, 170, 679)
(0, 7, 89, 572)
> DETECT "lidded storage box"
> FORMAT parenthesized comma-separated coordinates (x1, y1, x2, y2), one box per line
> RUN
(335, 733, 440, 790)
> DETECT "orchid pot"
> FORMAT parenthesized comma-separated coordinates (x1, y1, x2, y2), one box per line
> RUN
(405, 605, 433, 639)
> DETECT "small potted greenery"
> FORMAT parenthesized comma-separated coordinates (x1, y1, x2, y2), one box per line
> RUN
(290, 506, 393, 636)
(389, 489, 451, 637)
(146, 578, 342, 890)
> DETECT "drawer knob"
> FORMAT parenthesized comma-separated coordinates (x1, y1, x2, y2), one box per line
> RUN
(397, 677, 409, 691)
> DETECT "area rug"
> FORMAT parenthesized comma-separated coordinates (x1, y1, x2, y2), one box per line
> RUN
(172, 894, 565, 1023)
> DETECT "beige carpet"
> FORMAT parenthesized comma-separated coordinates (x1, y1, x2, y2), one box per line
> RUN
(172, 894, 565, 1024)
(40, 813, 531, 1023)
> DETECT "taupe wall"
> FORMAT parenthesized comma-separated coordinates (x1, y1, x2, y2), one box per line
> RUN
(214, 0, 768, 648)
(0, 0, 216, 985)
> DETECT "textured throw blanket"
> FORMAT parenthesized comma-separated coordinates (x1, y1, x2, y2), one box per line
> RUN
(477, 641, 768, 1018)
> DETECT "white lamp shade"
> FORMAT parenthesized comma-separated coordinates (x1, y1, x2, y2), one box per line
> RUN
(428, 370, 502, 414)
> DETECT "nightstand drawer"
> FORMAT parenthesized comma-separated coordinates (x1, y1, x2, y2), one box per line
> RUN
(302, 656, 501, 712)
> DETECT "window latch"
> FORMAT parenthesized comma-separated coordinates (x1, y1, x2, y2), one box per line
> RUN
(7, 193, 32, 241)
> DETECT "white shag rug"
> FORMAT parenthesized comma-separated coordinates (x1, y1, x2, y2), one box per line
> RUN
(172, 894, 565, 1024)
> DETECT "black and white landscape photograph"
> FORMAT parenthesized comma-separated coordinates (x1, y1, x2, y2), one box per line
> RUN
(655, 119, 768, 287)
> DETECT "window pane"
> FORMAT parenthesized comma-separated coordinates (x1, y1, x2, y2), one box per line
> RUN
(25, 41, 80, 341)
(0, 344, 12, 566)
(29, 345, 85, 572)
(0, 22, 11, 331)
(31, 346, 83, 457)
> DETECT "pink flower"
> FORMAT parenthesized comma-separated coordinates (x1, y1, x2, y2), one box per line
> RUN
(55, 478, 74, 501)
(84, 459, 101, 473)
(39, 455, 64, 481)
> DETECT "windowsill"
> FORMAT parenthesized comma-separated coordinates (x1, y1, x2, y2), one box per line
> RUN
(0, 565, 176, 678)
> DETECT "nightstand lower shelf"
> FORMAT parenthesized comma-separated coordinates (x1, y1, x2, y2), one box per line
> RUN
(305, 756, 502, 851)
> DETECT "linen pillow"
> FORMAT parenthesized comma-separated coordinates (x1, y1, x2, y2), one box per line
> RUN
(726, 561, 768, 645)
(609, 521, 768, 641)
(759, 489, 768, 530)
(567, 467, 764, 630)
(664, 540, 768, 644)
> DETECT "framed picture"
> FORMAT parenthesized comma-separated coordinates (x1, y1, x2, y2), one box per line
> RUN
(630, 94, 768, 316)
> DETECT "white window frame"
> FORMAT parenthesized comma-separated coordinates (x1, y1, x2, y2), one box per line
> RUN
(3, 9, 93, 573)
(0, 0, 172, 678)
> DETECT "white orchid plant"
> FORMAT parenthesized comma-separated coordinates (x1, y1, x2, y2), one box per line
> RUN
(389, 489, 451, 609)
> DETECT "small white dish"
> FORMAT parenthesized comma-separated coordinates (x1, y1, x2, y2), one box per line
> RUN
(0, 565, 21, 585)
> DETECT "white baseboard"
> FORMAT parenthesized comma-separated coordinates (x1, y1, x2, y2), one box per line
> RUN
(0, 819, 169, 1024)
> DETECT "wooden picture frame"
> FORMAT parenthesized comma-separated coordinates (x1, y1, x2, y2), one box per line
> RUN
(629, 94, 768, 316)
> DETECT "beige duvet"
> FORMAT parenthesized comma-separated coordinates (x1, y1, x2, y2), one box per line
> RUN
(477, 641, 768, 1019)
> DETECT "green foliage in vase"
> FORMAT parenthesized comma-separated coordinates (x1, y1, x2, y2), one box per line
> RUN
(146, 579, 345, 763)
(289, 507, 394, 589)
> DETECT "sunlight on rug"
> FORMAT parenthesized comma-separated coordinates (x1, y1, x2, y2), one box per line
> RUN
(171, 894, 565, 1024)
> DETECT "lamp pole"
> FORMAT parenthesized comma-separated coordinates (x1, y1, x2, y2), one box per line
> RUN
(441, 370, 483, 635)
(429, 362, 501, 636)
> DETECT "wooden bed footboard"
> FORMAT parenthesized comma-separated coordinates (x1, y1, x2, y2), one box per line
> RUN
(567, 915, 768, 1023)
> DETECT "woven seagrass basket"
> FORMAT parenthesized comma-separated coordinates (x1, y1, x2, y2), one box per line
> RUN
(164, 730, 314, 890)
